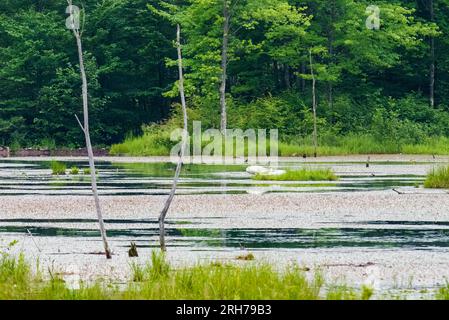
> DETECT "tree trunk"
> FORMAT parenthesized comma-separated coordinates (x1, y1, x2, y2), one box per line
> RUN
(429, 0, 435, 107)
(301, 62, 306, 92)
(328, 0, 335, 120)
(220, 0, 230, 135)
(309, 50, 318, 158)
(72, 27, 111, 259)
(159, 24, 189, 251)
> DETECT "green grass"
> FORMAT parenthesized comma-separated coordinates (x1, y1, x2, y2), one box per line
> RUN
(279, 135, 449, 156)
(6, 251, 449, 300)
(437, 284, 449, 300)
(69, 166, 79, 175)
(50, 161, 66, 175)
(236, 253, 255, 261)
(110, 132, 171, 156)
(111, 131, 449, 157)
(424, 166, 449, 189)
(82, 168, 99, 175)
(253, 168, 338, 181)
(0, 251, 372, 300)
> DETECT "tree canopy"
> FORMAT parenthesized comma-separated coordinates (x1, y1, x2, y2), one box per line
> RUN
(1, 0, 448, 148)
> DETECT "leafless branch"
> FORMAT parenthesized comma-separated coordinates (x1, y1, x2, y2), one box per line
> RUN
(74, 114, 85, 133)
(26, 229, 42, 253)
(68, 0, 112, 259)
(159, 24, 189, 251)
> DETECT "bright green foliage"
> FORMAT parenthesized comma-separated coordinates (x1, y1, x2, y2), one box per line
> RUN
(110, 124, 173, 156)
(1, 1, 449, 153)
(69, 166, 79, 175)
(0, 0, 175, 148)
(0, 252, 371, 300)
(82, 168, 98, 175)
(253, 168, 338, 181)
(437, 283, 449, 300)
(424, 166, 449, 189)
(50, 161, 66, 175)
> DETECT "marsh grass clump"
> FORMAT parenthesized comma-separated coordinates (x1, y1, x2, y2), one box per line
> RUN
(50, 161, 66, 175)
(110, 124, 173, 156)
(253, 168, 338, 181)
(424, 166, 449, 189)
(126, 258, 326, 300)
(437, 284, 449, 300)
(1, 251, 374, 300)
(0, 254, 30, 288)
(130, 251, 170, 283)
(83, 168, 99, 175)
(69, 166, 79, 175)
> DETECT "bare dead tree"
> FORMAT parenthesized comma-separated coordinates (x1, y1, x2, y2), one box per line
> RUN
(327, 0, 336, 119)
(309, 49, 318, 158)
(67, 1, 111, 259)
(429, 0, 435, 108)
(220, 0, 230, 135)
(159, 24, 189, 251)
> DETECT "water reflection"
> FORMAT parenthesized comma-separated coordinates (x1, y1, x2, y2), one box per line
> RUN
(1, 220, 448, 250)
(0, 160, 425, 196)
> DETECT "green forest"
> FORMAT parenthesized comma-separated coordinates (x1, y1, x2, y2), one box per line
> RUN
(1, 0, 449, 155)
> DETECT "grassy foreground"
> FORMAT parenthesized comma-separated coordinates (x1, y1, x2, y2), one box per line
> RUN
(0, 252, 373, 300)
(253, 168, 338, 181)
(424, 166, 449, 189)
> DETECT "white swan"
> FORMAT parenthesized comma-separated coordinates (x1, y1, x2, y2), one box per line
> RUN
(246, 166, 286, 176)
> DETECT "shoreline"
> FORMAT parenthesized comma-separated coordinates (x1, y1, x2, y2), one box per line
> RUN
(2, 154, 449, 163)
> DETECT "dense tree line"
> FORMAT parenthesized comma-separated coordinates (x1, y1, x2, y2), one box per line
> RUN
(0, 0, 175, 147)
(1, 0, 449, 148)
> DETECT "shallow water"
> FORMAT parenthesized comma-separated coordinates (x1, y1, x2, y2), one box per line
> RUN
(1, 218, 449, 251)
(0, 160, 426, 196)
(2, 158, 447, 294)
(0, 159, 434, 252)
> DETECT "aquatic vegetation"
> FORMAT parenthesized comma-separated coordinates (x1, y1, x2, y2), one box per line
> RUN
(436, 283, 449, 300)
(253, 168, 338, 181)
(361, 285, 374, 300)
(0, 254, 31, 299)
(424, 166, 449, 189)
(0, 252, 373, 300)
(83, 168, 99, 175)
(50, 161, 66, 175)
(69, 166, 79, 175)
(110, 131, 172, 156)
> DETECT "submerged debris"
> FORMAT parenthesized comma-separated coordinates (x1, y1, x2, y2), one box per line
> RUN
(236, 253, 255, 261)
(128, 242, 139, 258)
